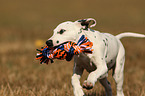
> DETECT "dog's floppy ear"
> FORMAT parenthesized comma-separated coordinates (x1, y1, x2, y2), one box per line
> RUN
(75, 18, 97, 30)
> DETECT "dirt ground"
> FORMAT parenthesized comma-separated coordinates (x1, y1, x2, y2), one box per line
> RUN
(0, 0, 145, 96)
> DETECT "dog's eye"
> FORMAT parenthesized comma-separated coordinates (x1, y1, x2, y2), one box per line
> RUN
(57, 29, 66, 34)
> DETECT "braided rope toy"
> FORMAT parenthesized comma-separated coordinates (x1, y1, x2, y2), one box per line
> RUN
(36, 35, 93, 64)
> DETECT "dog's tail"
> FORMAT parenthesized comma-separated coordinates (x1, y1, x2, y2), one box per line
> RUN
(116, 32, 145, 39)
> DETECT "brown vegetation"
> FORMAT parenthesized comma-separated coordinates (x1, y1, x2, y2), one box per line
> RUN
(0, 0, 145, 96)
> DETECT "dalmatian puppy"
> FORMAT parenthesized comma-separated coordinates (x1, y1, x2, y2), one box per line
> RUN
(46, 18, 145, 96)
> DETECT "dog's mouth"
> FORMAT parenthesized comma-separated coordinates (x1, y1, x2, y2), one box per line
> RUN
(47, 41, 72, 54)
(47, 41, 74, 61)
(53, 41, 72, 49)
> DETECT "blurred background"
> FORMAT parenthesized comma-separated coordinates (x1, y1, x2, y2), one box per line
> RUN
(0, 0, 145, 96)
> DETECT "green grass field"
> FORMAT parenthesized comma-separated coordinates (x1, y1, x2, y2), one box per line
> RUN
(0, 0, 145, 96)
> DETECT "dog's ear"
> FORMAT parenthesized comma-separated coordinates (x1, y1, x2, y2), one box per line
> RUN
(75, 18, 97, 30)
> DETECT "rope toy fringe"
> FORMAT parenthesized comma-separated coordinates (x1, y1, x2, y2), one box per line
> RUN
(36, 35, 93, 64)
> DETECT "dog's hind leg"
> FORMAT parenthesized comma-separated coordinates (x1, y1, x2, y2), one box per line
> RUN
(112, 43, 125, 96)
(99, 77, 112, 96)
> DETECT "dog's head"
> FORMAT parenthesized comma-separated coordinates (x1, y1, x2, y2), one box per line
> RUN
(46, 18, 96, 47)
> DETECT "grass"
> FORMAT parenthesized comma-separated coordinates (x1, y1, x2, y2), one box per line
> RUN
(0, 0, 145, 96)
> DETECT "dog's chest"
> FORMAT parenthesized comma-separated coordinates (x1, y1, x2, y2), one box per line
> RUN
(75, 53, 116, 73)
(74, 53, 97, 72)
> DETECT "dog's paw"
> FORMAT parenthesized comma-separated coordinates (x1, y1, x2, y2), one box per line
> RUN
(74, 87, 85, 96)
(82, 80, 93, 90)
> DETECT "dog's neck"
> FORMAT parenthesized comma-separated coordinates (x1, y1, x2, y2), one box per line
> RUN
(74, 28, 85, 43)
(74, 28, 101, 45)
(74, 28, 98, 43)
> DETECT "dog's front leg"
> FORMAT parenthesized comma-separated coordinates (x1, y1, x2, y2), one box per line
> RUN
(71, 63, 85, 96)
(83, 60, 108, 89)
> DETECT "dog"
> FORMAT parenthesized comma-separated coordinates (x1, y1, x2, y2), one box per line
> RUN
(46, 18, 145, 96)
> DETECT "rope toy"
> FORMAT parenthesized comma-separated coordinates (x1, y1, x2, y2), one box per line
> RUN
(36, 35, 93, 64)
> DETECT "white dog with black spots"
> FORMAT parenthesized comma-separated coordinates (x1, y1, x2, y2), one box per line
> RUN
(46, 18, 145, 96)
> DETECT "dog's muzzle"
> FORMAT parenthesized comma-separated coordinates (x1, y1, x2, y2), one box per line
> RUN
(46, 40, 53, 47)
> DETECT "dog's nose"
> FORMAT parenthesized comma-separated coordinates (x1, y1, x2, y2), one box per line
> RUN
(46, 40, 53, 47)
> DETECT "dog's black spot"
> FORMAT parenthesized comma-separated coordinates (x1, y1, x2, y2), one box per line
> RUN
(78, 28, 83, 34)
(57, 29, 66, 34)
(103, 39, 109, 47)
(78, 19, 89, 30)
(105, 55, 107, 58)
(56, 40, 59, 44)
(94, 36, 96, 38)
(103, 40, 107, 46)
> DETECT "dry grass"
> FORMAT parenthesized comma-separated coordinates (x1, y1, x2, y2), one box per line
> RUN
(0, 0, 145, 96)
